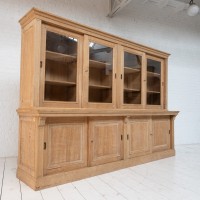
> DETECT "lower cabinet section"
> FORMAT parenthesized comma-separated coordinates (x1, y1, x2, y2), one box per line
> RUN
(17, 114, 177, 190)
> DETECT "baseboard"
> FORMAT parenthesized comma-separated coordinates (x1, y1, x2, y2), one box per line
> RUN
(17, 149, 175, 190)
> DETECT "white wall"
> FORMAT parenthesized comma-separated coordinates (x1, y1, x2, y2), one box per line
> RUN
(0, 0, 200, 157)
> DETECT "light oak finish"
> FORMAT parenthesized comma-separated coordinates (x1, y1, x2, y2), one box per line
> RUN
(43, 118, 87, 175)
(89, 117, 123, 166)
(17, 8, 178, 190)
(126, 117, 151, 158)
(152, 116, 171, 152)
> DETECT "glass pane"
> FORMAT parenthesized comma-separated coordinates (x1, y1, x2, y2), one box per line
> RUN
(88, 42, 113, 103)
(147, 59, 161, 105)
(44, 31, 77, 102)
(123, 52, 141, 104)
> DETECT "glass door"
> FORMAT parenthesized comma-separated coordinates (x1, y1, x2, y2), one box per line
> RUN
(83, 36, 117, 108)
(146, 56, 163, 107)
(40, 26, 82, 107)
(120, 47, 144, 108)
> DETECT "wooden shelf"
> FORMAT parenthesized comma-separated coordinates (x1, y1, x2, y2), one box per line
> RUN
(45, 80, 76, 86)
(147, 90, 160, 94)
(46, 51, 77, 63)
(89, 59, 111, 69)
(124, 67, 141, 74)
(89, 84, 111, 89)
(124, 88, 140, 92)
(147, 71, 160, 77)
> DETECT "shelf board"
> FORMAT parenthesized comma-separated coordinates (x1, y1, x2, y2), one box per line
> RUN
(45, 80, 76, 86)
(89, 84, 111, 89)
(147, 71, 160, 77)
(89, 59, 112, 69)
(124, 88, 140, 92)
(46, 51, 77, 63)
(147, 90, 160, 94)
(124, 67, 141, 74)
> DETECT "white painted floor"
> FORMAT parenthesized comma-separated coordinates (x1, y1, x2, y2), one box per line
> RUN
(0, 144, 200, 200)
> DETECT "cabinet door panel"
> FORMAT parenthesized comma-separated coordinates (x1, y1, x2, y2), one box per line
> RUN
(119, 47, 145, 109)
(152, 117, 170, 152)
(146, 56, 165, 109)
(44, 118, 87, 175)
(40, 25, 83, 107)
(83, 36, 117, 109)
(127, 118, 151, 158)
(89, 118, 123, 166)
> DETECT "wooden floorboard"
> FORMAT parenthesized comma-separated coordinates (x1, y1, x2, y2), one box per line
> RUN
(40, 187, 64, 200)
(20, 181, 43, 200)
(72, 179, 105, 200)
(86, 176, 126, 200)
(57, 183, 86, 200)
(1, 157, 21, 200)
(1, 144, 200, 200)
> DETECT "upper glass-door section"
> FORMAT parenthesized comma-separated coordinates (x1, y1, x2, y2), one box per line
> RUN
(44, 31, 78, 102)
(146, 58, 161, 105)
(123, 51, 142, 104)
(88, 42, 113, 103)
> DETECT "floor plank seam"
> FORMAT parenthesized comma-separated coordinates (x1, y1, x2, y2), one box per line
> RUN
(56, 186, 65, 200)
(85, 179, 106, 199)
(0, 158, 6, 200)
(40, 191, 45, 200)
(97, 176, 128, 200)
(71, 183, 87, 200)
(19, 180, 22, 200)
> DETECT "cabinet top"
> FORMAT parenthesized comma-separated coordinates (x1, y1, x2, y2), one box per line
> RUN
(19, 8, 170, 58)
(17, 107, 179, 117)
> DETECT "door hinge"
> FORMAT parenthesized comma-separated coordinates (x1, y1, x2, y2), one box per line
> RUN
(121, 74, 123, 79)
(121, 135, 123, 140)
(127, 134, 129, 140)
(40, 61, 42, 68)
(169, 130, 170, 134)
(43, 142, 46, 150)
(115, 73, 117, 79)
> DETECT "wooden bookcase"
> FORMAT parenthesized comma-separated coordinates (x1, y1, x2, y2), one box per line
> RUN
(17, 8, 179, 190)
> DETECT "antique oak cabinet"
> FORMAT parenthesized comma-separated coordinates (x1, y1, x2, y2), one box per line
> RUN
(17, 8, 178, 190)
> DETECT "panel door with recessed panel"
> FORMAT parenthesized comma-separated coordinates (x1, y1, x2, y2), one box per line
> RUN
(152, 116, 170, 152)
(43, 118, 87, 175)
(88, 117, 123, 166)
(127, 117, 151, 158)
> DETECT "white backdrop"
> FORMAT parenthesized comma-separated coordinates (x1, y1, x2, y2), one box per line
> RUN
(0, 0, 200, 157)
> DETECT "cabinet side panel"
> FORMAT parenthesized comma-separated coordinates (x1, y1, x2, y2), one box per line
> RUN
(20, 24, 35, 107)
(18, 117, 36, 177)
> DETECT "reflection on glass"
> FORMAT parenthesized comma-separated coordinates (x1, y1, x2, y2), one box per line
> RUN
(44, 31, 78, 102)
(123, 52, 141, 104)
(88, 42, 113, 103)
(147, 59, 161, 105)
